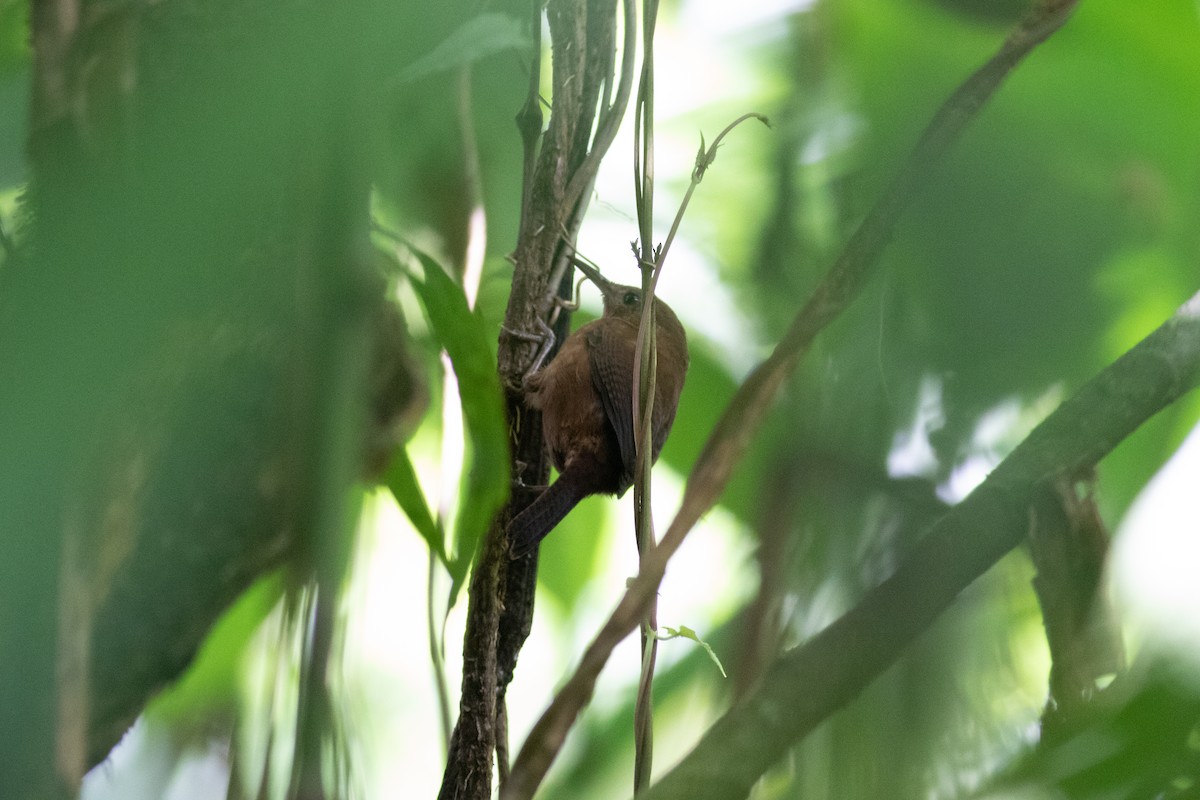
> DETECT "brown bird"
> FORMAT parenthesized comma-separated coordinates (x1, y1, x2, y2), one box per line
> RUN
(507, 261, 689, 556)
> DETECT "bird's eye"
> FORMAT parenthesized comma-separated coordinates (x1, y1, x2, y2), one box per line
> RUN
(623, 291, 639, 306)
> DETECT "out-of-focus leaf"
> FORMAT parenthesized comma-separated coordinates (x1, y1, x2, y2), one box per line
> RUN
(392, 12, 532, 86)
(0, 72, 26, 188)
(0, 1, 28, 77)
(831, 0, 1200, 415)
(147, 574, 284, 729)
(406, 248, 509, 603)
(539, 494, 609, 612)
(982, 662, 1200, 800)
(385, 447, 447, 565)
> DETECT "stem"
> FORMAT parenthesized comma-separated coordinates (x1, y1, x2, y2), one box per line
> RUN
(564, 0, 638, 215)
(654, 112, 769, 289)
(428, 550, 453, 753)
(516, 0, 544, 235)
(631, 0, 661, 792)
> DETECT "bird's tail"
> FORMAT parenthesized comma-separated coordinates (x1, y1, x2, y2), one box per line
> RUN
(507, 469, 589, 558)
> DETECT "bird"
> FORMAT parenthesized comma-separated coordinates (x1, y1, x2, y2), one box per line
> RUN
(507, 260, 688, 556)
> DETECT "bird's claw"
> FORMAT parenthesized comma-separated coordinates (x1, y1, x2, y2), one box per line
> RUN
(501, 317, 556, 382)
(511, 460, 547, 494)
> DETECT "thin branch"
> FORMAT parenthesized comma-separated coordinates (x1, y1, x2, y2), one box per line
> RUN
(499, 3, 1081, 797)
(631, 0, 660, 791)
(629, 110, 768, 445)
(563, 0, 637, 215)
(653, 113, 769, 286)
(642, 290, 1200, 800)
(539, 0, 638, 320)
(515, 0, 544, 235)
(428, 552, 453, 753)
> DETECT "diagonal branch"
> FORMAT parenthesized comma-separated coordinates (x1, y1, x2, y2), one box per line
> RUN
(643, 290, 1200, 799)
(499, 2, 1082, 797)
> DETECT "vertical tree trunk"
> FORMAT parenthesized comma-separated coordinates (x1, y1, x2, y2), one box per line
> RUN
(439, 0, 625, 796)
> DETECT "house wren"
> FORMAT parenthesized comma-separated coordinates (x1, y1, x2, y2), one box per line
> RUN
(507, 261, 689, 556)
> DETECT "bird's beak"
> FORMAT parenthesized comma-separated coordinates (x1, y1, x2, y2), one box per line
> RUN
(572, 258, 617, 298)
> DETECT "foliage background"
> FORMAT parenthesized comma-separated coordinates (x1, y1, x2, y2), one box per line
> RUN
(1, 0, 1198, 797)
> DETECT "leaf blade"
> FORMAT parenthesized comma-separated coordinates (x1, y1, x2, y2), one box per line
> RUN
(407, 249, 510, 599)
(385, 447, 447, 565)
(392, 13, 533, 86)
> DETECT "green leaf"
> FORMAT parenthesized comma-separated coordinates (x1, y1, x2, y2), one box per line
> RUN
(392, 13, 533, 86)
(539, 493, 608, 612)
(407, 248, 510, 604)
(385, 447, 447, 565)
(147, 574, 284, 728)
(657, 624, 727, 678)
(0, 72, 27, 188)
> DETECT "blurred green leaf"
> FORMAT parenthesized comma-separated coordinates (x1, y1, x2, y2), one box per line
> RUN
(406, 248, 510, 603)
(392, 12, 532, 86)
(832, 0, 1200, 413)
(0, 72, 26, 188)
(0, 1, 28, 77)
(385, 447, 447, 565)
(147, 574, 284, 730)
(983, 662, 1200, 800)
(539, 493, 609, 612)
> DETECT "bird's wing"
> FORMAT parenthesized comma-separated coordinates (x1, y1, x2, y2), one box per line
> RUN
(585, 324, 637, 492)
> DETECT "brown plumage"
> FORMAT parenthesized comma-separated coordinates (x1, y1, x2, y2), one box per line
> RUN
(507, 262, 689, 556)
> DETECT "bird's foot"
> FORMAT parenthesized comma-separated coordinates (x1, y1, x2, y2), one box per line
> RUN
(511, 461, 548, 494)
(501, 317, 556, 389)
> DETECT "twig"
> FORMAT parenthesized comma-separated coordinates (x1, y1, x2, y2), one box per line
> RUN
(562, 0, 637, 216)
(1028, 477, 1125, 738)
(631, 0, 660, 790)
(540, 0, 638, 319)
(499, 3, 1082, 798)
(629, 112, 767, 461)
(654, 113, 769, 285)
(457, 65, 487, 308)
(642, 290, 1200, 800)
(428, 552, 453, 753)
(515, 0, 544, 236)
(629, 110, 768, 461)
